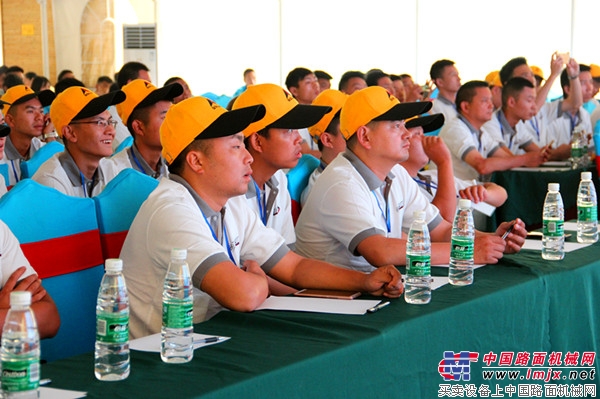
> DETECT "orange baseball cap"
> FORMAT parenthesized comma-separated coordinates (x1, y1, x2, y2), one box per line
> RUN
(340, 86, 431, 140)
(160, 96, 266, 164)
(232, 83, 331, 137)
(50, 86, 125, 137)
(1, 85, 55, 115)
(117, 79, 183, 126)
(308, 89, 348, 142)
(530, 66, 544, 80)
(590, 64, 600, 79)
(485, 71, 502, 88)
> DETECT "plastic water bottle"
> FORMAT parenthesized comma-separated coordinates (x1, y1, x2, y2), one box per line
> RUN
(1, 291, 40, 398)
(570, 126, 585, 169)
(577, 171, 598, 243)
(405, 210, 431, 304)
(94, 258, 130, 381)
(161, 248, 193, 363)
(449, 199, 475, 286)
(542, 183, 565, 260)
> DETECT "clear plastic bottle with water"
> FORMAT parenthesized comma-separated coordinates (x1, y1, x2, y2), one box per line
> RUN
(449, 199, 475, 286)
(577, 171, 598, 243)
(542, 183, 565, 260)
(94, 258, 130, 381)
(1, 291, 40, 399)
(161, 248, 193, 363)
(405, 210, 431, 304)
(570, 126, 586, 169)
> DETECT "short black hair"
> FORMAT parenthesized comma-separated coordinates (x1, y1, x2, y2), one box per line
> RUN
(243, 68, 254, 77)
(164, 76, 182, 86)
(31, 76, 50, 92)
(502, 77, 534, 107)
(430, 59, 455, 81)
(57, 69, 73, 81)
(25, 71, 37, 80)
(317, 113, 341, 152)
(455, 80, 489, 115)
(117, 61, 149, 88)
(6, 65, 24, 74)
(285, 67, 313, 90)
(3, 74, 23, 89)
(338, 71, 365, 91)
(97, 75, 113, 84)
(365, 70, 389, 87)
(499, 57, 528, 86)
(314, 70, 332, 80)
(54, 77, 85, 94)
(561, 64, 591, 98)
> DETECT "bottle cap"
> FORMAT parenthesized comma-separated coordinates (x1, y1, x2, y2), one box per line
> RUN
(548, 183, 560, 191)
(105, 258, 123, 272)
(458, 198, 471, 209)
(581, 171, 592, 181)
(10, 291, 31, 306)
(413, 210, 426, 221)
(171, 248, 187, 260)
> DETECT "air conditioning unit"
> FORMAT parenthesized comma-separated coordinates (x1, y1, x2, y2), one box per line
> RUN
(123, 24, 157, 84)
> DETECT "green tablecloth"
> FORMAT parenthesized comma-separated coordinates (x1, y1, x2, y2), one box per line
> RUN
(41, 244, 600, 398)
(491, 167, 593, 230)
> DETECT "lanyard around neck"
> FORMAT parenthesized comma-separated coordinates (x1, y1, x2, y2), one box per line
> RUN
(199, 208, 236, 265)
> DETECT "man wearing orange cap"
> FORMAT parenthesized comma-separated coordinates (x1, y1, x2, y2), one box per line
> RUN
(300, 89, 348, 206)
(119, 96, 403, 338)
(32, 87, 125, 197)
(295, 86, 525, 273)
(230, 83, 331, 246)
(111, 79, 183, 178)
(484, 71, 503, 111)
(0, 85, 55, 186)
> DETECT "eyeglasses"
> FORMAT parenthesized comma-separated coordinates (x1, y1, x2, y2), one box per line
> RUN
(70, 119, 118, 129)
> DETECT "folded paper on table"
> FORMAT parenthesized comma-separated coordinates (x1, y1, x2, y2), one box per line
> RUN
(41, 387, 87, 398)
(130, 333, 230, 352)
(522, 239, 591, 252)
(256, 296, 381, 315)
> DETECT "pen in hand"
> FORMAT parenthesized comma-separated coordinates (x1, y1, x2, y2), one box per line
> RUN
(501, 223, 515, 240)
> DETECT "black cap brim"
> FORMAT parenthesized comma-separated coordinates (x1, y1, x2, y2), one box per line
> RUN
(372, 101, 432, 123)
(405, 113, 445, 133)
(198, 104, 266, 140)
(0, 124, 10, 137)
(72, 90, 126, 121)
(133, 83, 184, 118)
(268, 104, 332, 129)
(12, 89, 56, 108)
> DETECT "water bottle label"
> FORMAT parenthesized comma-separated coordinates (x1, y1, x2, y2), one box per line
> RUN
(543, 219, 564, 237)
(1, 359, 39, 392)
(571, 148, 584, 158)
(450, 237, 474, 260)
(577, 204, 598, 222)
(406, 254, 431, 276)
(162, 302, 193, 329)
(96, 314, 129, 344)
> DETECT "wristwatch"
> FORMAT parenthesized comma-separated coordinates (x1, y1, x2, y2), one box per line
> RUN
(43, 131, 59, 140)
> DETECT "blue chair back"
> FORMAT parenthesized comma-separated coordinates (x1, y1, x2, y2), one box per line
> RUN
(286, 154, 319, 224)
(20, 141, 64, 178)
(113, 136, 133, 154)
(93, 169, 159, 259)
(0, 179, 104, 362)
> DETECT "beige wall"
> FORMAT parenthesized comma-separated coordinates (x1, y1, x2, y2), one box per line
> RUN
(1, 0, 56, 82)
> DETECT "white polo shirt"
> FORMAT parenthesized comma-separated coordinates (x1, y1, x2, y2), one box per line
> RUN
(541, 101, 593, 147)
(295, 150, 442, 273)
(438, 115, 503, 181)
(431, 95, 458, 122)
(32, 151, 122, 198)
(482, 109, 533, 155)
(120, 175, 288, 338)
(300, 162, 326, 207)
(0, 136, 44, 186)
(110, 144, 169, 179)
(230, 169, 295, 246)
(0, 220, 36, 287)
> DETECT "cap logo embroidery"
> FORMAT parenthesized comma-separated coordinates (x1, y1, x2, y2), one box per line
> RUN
(144, 81, 152, 89)
(283, 89, 294, 102)
(80, 88, 92, 96)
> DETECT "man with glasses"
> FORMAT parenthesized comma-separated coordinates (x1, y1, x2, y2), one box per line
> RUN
(0, 85, 55, 186)
(32, 87, 125, 197)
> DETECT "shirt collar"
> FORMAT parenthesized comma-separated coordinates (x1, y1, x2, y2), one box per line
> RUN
(127, 144, 169, 179)
(4, 136, 24, 161)
(245, 174, 279, 199)
(58, 150, 105, 187)
(342, 148, 395, 191)
(436, 94, 456, 108)
(496, 109, 516, 137)
(457, 114, 480, 135)
(169, 173, 221, 219)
